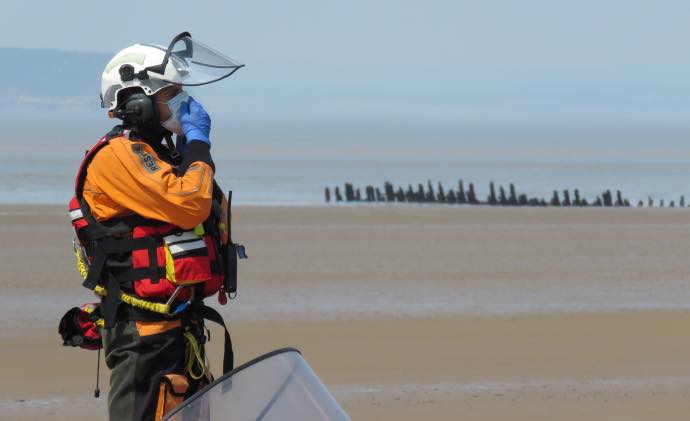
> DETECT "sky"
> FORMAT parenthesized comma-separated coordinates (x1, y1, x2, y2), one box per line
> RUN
(3, 0, 690, 125)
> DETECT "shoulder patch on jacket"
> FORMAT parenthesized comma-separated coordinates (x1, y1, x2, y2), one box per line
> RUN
(131, 143, 161, 174)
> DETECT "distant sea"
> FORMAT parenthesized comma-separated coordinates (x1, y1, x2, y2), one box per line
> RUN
(3, 118, 690, 206)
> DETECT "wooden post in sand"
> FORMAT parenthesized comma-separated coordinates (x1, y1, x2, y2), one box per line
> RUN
(603, 190, 613, 207)
(509, 183, 518, 206)
(648, 197, 654, 208)
(335, 187, 343, 202)
(325, 187, 331, 203)
(384, 182, 395, 202)
(447, 190, 457, 203)
(437, 182, 446, 203)
(518, 194, 528, 206)
(488, 182, 498, 205)
(396, 187, 406, 202)
(562, 190, 571, 207)
(457, 180, 467, 204)
(660, 199, 665, 207)
(467, 183, 478, 204)
(670, 200, 676, 208)
(406, 185, 415, 202)
(550, 190, 561, 206)
(426, 180, 436, 202)
(573, 189, 581, 206)
(355, 188, 362, 201)
(417, 184, 426, 202)
(637, 200, 644, 207)
(681, 196, 686, 207)
(615, 190, 624, 207)
(365, 185, 375, 202)
(375, 188, 384, 202)
(345, 183, 355, 202)
(498, 186, 508, 206)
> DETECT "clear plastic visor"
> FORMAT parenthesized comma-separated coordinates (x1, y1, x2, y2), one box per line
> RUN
(162, 35, 244, 86)
(162, 349, 350, 421)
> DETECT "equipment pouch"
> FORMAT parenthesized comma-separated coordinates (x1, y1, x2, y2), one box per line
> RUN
(58, 303, 103, 350)
(154, 373, 189, 421)
(163, 229, 212, 285)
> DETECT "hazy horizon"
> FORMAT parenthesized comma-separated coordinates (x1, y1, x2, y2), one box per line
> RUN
(2, 1, 690, 125)
(2, 1, 690, 205)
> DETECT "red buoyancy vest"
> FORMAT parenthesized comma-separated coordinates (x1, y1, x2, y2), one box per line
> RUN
(70, 129, 227, 324)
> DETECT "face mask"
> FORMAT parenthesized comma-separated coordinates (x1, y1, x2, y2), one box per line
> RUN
(159, 90, 189, 136)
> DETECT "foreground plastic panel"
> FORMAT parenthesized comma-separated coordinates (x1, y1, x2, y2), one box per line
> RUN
(163, 348, 350, 421)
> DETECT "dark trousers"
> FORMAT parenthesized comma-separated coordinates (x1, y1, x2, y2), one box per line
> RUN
(102, 319, 185, 421)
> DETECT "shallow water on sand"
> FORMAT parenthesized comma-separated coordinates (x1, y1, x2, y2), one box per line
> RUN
(2, 120, 690, 205)
(4, 277, 690, 331)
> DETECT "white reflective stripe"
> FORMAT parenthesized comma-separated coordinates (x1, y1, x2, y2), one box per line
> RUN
(168, 239, 207, 255)
(70, 209, 83, 220)
(164, 231, 200, 245)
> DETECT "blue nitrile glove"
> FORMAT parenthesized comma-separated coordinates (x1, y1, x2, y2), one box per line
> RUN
(179, 97, 211, 147)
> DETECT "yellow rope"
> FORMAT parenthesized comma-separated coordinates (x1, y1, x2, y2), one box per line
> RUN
(79, 247, 173, 315)
(74, 248, 89, 279)
(94, 285, 171, 315)
(183, 332, 206, 380)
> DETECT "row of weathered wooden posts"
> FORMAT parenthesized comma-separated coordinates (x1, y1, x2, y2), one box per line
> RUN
(325, 181, 688, 207)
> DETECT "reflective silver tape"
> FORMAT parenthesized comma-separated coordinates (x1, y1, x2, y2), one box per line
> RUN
(70, 209, 83, 221)
(168, 239, 207, 256)
(164, 231, 200, 245)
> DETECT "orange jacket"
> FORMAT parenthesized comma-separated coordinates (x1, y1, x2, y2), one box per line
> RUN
(83, 136, 214, 229)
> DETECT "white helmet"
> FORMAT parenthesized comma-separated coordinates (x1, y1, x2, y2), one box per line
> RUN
(100, 32, 244, 112)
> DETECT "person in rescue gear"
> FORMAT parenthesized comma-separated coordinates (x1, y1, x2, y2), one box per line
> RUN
(63, 32, 244, 421)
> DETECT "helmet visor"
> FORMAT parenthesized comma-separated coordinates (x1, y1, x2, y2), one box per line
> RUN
(160, 34, 244, 86)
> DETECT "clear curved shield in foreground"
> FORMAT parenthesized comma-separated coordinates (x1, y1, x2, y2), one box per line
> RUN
(163, 348, 351, 421)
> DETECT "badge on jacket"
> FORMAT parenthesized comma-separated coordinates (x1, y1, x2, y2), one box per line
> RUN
(132, 143, 161, 174)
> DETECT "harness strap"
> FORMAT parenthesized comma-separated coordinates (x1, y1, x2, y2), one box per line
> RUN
(82, 247, 106, 290)
(198, 305, 234, 374)
(101, 273, 121, 328)
(74, 127, 235, 333)
(82, 237, 163, 291)
(84, 235, 165, 327)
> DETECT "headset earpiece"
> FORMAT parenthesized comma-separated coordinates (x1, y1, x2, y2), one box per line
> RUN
(117, 92, 155, 126)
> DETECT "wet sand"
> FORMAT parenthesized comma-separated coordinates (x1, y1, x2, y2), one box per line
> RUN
(2, 205, 690, 420)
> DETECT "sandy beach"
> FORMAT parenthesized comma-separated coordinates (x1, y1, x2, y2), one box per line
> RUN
(2, 205, 690, 420)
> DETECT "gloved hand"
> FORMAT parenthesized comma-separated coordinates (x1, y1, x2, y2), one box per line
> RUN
(179, 97, 211, 147)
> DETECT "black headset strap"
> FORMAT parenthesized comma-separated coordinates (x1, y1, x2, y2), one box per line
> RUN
(163, 134, 182, 165)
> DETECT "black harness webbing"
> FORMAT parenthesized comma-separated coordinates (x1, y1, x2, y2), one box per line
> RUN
(101, 273, 121, 329)
(75, 128, 171, 327)
(75, 127, 235, 373)
(198, 304, 234, 373)
(82, 236, 163, 289)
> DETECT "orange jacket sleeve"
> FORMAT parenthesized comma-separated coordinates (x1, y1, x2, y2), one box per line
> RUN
(85, 137, 214, 229)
